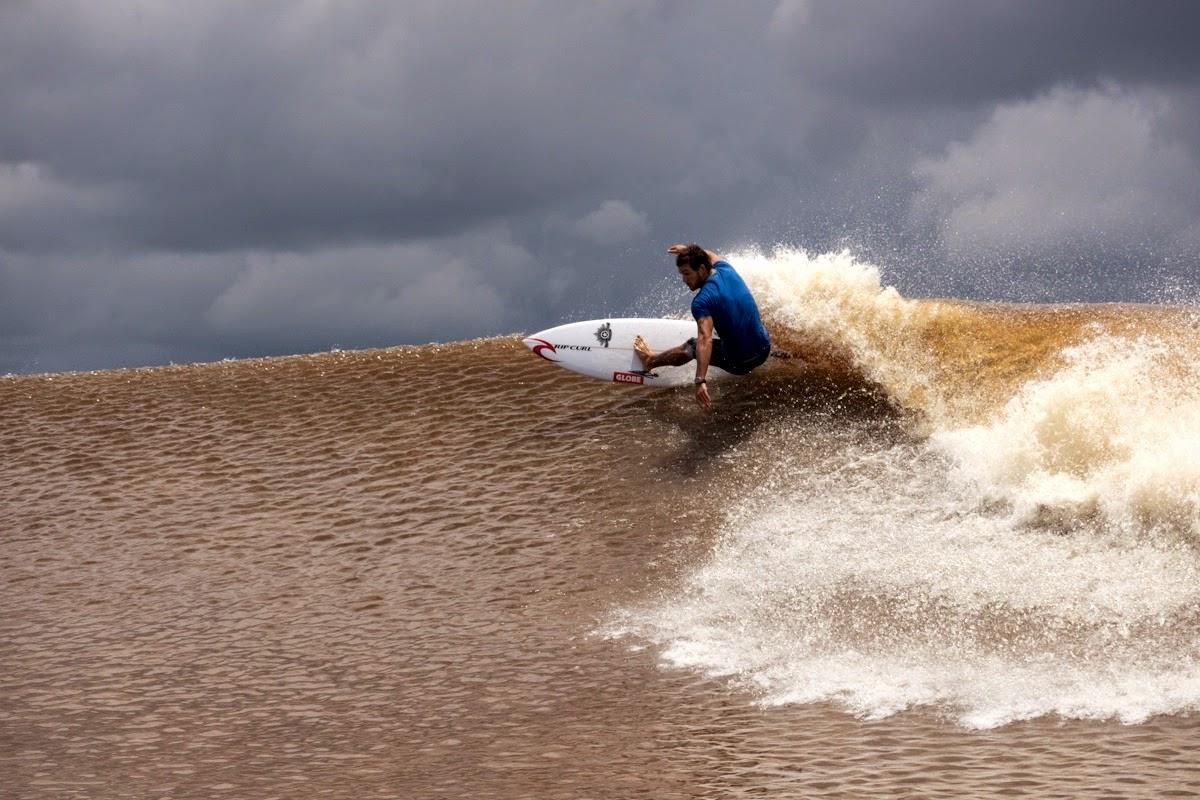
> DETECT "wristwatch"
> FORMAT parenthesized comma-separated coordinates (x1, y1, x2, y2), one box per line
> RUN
(694, 377, 706, 385)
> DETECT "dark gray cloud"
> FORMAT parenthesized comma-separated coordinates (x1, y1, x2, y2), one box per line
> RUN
(908, 85, 1200, 299)
(2, 1, 1199, 373)
(0, 1, 794, 253)
(772, 0, 1200, 106)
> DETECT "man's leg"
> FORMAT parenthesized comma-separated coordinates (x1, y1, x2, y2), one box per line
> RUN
(633, 336, 693, 371)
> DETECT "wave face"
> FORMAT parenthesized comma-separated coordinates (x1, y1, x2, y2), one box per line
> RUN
(609, 248, 1200, 728)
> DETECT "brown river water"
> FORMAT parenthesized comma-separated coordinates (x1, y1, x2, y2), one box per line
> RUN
(4, 251, 1200, 798)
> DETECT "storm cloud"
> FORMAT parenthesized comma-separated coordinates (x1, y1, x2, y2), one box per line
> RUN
(2, 1, 1199, 372)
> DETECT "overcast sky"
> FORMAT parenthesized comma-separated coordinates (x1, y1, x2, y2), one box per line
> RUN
(3, 0, 1199, 373)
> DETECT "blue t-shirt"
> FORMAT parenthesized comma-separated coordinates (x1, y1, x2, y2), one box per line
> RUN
(691, 260, 771, 365)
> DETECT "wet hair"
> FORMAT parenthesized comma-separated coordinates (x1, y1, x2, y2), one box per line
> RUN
(675, 244, 712, 271)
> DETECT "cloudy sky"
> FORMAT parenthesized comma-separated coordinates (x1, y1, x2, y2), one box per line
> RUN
(3, 0, 1199, 373)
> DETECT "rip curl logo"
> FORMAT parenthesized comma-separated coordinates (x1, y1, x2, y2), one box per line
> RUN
(594, 322, 612, 348)
(527, 338, 557, 361)
(612, 371, 644, 385)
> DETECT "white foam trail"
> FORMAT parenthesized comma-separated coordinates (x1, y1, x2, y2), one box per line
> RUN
(608, 438, 1200, 728)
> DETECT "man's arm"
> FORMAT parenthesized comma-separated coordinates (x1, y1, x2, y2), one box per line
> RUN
(694, 315, 714, 411)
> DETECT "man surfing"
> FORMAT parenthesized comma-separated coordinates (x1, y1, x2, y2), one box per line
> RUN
(634, 244, 771, 410)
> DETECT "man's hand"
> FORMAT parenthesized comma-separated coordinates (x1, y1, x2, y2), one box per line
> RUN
(695, 382, 712, 411)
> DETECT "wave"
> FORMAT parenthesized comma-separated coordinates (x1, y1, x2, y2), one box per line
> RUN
(609, 247, 1200, 728)
(15, 246, 1197, 728)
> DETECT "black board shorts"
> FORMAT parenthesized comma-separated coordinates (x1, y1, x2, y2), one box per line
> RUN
(684, 338, 770, 376)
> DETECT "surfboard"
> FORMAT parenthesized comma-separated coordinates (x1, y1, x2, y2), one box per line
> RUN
(522, 318, 730, 387)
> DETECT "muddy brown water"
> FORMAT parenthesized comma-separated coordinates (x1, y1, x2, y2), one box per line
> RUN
(3, 336, 1199, 798)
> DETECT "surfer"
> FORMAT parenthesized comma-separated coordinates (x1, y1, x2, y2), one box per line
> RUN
(634, 244, 771, 410)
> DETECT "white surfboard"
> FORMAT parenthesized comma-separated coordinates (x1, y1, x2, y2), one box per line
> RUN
(522, 318, 730, 387)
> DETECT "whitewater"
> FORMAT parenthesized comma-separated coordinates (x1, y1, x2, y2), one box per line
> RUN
(608, 247, 1200, 729)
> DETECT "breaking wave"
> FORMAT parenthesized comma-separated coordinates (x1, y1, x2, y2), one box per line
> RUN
(609, 247, 1200, 727)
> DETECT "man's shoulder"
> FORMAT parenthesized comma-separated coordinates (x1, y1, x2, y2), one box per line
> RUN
(710, 260, 736, 279)
(713, 260, 747, 283)
(712, 262, 751, 293)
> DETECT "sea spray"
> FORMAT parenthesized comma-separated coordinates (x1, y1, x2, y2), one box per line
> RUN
(731, 247, 949, 421)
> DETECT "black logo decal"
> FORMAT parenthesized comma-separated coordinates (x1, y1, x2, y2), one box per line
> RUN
(594, 322, 612, 348)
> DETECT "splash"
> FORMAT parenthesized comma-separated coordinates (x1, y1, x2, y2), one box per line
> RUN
(728, 246, 1200, 538)
(934, 334, 1200, 538)
(730, 247, 950, 419)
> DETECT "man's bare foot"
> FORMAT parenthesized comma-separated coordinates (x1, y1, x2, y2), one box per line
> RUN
(632, 335, 654, 370)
